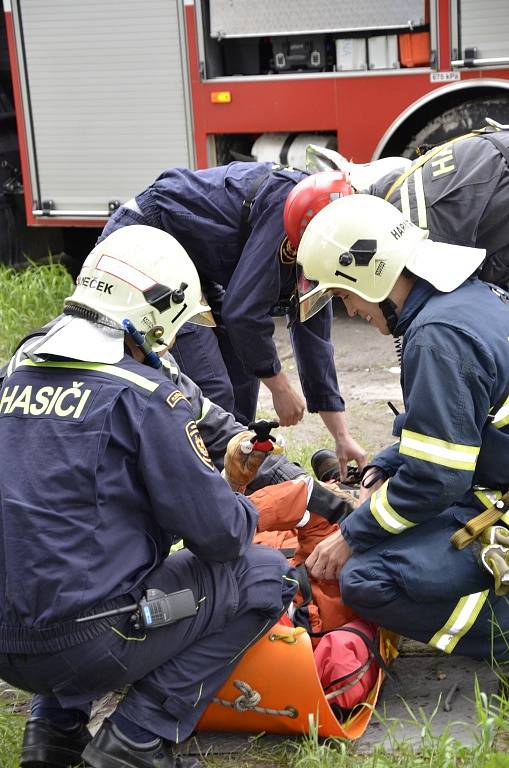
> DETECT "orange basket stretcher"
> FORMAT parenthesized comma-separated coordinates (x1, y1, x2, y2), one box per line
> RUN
(198, 622, 399, 740)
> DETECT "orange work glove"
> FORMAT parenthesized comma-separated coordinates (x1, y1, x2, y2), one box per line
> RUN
(223, 430, 271, 493)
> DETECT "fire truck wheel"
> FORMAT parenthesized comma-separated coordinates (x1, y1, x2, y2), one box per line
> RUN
(403, 95, 509, 157)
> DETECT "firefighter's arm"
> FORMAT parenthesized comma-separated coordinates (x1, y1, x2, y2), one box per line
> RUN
(221, 205, 283, 380)
(260, 371, 305, 427)
(138, 384, 258, 562)
(341, 323, 494, 553)
(160, 353, 245, 470)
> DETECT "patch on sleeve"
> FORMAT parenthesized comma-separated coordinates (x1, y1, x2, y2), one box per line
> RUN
(185, 420, 215, 471)
(279, 236, 298, 264)
(166, 390, 186, 409)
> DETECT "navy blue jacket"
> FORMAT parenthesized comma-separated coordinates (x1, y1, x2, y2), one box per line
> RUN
(0, 353, 258, 652)
(370, 131, 509, 287)
(134, 162, 343, 412)
(342, 278, 509, 551)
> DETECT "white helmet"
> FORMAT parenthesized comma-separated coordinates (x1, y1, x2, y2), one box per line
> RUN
(297, 195, 486, 321)
(33, 225, 215, 363)
(305, 143, 411, 190)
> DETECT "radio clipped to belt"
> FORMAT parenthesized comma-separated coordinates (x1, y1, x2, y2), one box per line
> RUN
(76, 588, 197, 630)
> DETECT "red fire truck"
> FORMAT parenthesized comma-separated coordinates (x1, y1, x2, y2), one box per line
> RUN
(1, 0, 509, 265)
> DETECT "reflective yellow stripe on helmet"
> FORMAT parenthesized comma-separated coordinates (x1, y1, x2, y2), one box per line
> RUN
(429, 591, 489, 653)
(400, 429, 480, 471)
(370, 479, 416, 534)
(19, 359, 159, 393)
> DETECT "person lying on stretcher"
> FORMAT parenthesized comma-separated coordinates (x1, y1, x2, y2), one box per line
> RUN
(222, 427, 383, 716)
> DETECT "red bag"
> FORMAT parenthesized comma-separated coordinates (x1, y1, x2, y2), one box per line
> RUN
(313, 619, 379, 710)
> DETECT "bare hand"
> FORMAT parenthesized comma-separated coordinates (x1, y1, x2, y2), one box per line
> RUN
(271, 386, 305, 426)
(305, 529, 353, 581)
(335, 433, 368, 483)
(261, 372, 305, 427)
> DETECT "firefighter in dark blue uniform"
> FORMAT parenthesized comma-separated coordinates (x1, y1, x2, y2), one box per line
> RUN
(298, 194, 509, 661)
(99, 162, 367, 479)
(0, 225, 297, 768)
(303, 124, 509, 290)
(369, 125, 509, 290)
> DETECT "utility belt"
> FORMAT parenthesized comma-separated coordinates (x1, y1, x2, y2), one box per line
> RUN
(451, 487, 509, 595)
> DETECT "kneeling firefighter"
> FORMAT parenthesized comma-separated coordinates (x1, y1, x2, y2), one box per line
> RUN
(0, 225, 297, 768)
(296, 193, 509, 661)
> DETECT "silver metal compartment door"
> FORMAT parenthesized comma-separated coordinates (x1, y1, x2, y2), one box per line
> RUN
(457, 0, 509, 60)
(209, 0, 426, 38)
(12, 0, 194, 218)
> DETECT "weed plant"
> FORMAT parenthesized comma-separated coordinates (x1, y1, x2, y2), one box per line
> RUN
(0, 261, 73, 363)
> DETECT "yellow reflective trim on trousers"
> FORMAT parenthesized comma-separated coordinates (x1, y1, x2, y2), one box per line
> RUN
(369, 479, 416, 534)
(18, 359, 159, 392)
(491, 395, 509, 429)
(400, 429, 480, 471)
(429, 591, 489, 653)
(196, 397, 212, 423)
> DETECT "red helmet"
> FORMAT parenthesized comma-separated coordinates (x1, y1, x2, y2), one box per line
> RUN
(284, 171, 353, 248)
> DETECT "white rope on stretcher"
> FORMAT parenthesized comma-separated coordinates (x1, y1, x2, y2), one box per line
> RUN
(213, 679, 298, 718)
(324, 657, 373, 701)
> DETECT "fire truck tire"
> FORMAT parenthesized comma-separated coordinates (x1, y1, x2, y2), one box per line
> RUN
(402, 95, 509, 157)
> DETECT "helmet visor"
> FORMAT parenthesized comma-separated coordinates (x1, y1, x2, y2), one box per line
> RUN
(297, 269, 334, 321)
(187, 295, 216, 328)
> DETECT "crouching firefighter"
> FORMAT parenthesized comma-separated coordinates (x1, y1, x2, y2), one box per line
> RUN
(0, 225, 297, 768)
(296, 193, 509, 662)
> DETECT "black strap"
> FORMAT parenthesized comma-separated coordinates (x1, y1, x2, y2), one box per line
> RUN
(238, 164, 285, 250)
(289, 563, 314, 633)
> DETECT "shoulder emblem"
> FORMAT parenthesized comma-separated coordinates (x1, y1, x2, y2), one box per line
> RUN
(185, 420, 215, 471)
(166, 389, 187, 409)
(279, 236, 298, 264)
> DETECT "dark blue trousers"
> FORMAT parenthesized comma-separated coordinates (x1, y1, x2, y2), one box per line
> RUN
(341, 506, 509, 661)
(0, 546, 297, 743)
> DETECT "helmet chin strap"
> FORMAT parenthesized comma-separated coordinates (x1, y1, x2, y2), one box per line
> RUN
(378, 298, 399, 336)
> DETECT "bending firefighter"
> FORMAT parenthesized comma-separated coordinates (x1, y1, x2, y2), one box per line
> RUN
(98, 161, 366, 479)
(0, 225, 297, 768)
(299, 123, 509, 290)
(297, 194, 509, 660)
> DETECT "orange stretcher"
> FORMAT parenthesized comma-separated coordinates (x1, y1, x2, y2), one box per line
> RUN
(198, 623, 399, 740)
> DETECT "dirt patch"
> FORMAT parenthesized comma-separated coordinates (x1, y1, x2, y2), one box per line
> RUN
(258, 306, 403, 460)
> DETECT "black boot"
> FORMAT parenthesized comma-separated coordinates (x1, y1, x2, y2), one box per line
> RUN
(311, 449, 361, 487)
(20, 717, 91, 768)
(82, 719, 203, 768)
(311, 449, 341, 483)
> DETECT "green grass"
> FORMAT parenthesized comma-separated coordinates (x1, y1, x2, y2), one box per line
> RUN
(0, 683, 30, 767)
(0, 261, 74, 363)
